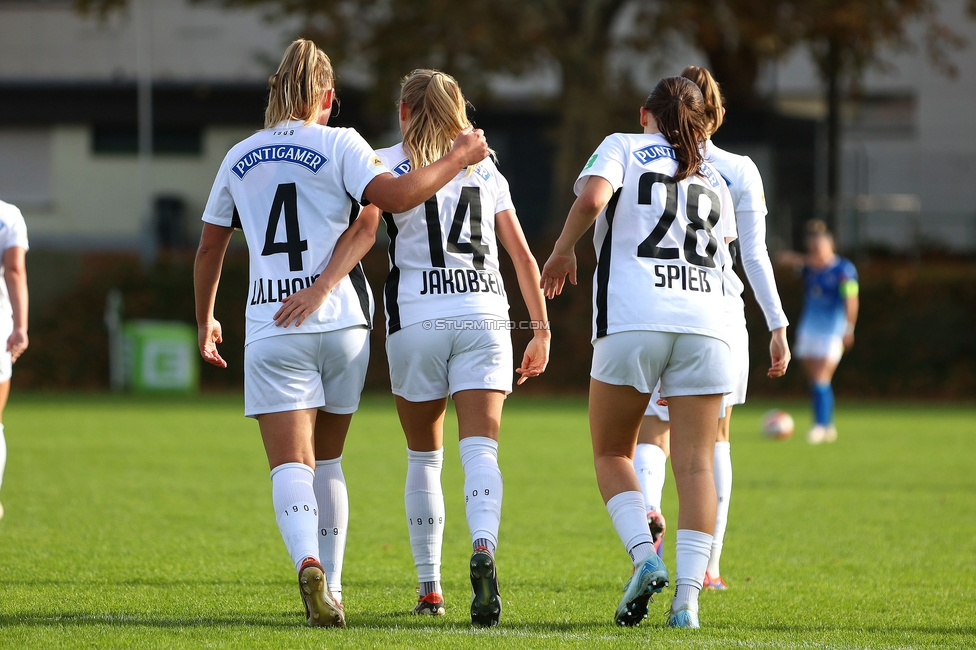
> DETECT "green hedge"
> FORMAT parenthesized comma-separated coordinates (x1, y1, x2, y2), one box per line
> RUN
(16, 248, 976, 399)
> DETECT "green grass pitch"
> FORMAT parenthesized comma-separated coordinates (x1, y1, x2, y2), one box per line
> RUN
(0, 393, 973, 648)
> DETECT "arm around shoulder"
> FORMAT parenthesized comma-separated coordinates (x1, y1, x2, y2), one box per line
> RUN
(362, 127, 489, 213)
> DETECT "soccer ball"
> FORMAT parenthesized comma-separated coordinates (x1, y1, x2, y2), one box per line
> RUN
(760, 410, 794, 440)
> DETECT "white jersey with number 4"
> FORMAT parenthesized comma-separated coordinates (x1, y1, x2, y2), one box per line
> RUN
(375, 143, 513, 335)
(577, 132, 737, 343)
(0, 199, 28, 325)
(202, 120, 389, 344)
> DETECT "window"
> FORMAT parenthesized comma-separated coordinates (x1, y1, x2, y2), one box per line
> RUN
(0, 128, 53, 207)
(92, 125, 203, 155)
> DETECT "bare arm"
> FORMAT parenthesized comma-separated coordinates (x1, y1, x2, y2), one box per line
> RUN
(540, 176, 614, 299)
(737, 210, 789, 331)
(843, 293, 859, 350)
(3, 247, 28, 363)
(194, 223, 234, 368)
(495, 209, 550, 385)
(274, 205, 382, 327)
(776, 250, 806, 270)
(362, 127, 489, 213)
(735, 208, 791, 377)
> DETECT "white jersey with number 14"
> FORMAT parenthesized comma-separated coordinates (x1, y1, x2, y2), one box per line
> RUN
(375, 143, 514, 335)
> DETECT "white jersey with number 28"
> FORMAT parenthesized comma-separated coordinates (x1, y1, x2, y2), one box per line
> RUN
(374, 143, 514, 335)
(202, 120, 389, 344)
(576, 132, 737, 343)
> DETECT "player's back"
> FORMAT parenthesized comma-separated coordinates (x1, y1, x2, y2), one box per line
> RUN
(374, 143, 512, 334)
(580, 132, 737, 343)
(204, 121, 383, 343)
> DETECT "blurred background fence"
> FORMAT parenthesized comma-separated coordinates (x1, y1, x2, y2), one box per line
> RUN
(19, 246, 976, 399)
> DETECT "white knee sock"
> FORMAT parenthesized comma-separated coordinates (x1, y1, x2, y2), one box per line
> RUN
(673, 529, 713, 613)
(633, 443, 667, 514)
(314, 457, 348, 602)
(708, 442, 732, 577)
(0, 424, 6, 493)
(458, 437, 503, 554)
(606, 491, 656, 566)
(270, 462, 320, 573)
(405, 447, 445, 594)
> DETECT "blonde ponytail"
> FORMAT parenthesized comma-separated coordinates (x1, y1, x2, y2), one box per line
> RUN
(399, 69, 488, 173)
(265, 38, 335, 129)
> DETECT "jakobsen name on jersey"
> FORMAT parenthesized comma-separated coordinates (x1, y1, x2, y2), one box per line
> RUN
(232, 145, 328, 179)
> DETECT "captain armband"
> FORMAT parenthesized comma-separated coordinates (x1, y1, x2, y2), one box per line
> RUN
(840, 279, 859, 298)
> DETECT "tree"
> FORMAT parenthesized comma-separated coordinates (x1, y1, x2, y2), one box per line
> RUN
(76, 0, 802, 225)
(215, 0, 673, 223)
(787, 0, 969, 233)
(78, 0, 685, 224)
(652, 0, 796, 109)
(78, 0, 974, 234)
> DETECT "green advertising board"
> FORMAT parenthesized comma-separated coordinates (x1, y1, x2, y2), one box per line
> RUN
(122, 320, 199, 393)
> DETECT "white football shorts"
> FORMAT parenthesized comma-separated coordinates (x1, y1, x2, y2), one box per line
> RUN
(642, 320, 748, 420)
(794, 331, 844, 363)
(243, 326, 369, 418)
(592, 330, 733, 398)
(722, 320, 750, 410)
(386, 318, 513, 402)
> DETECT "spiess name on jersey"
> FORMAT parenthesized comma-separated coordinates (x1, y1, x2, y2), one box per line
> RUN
(250, 274, 321, 305)
(419, 268, 507, 297)
(653, 264, 713, 293)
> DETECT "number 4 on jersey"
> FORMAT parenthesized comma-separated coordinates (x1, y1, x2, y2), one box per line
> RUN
(262, 182, 308, 272)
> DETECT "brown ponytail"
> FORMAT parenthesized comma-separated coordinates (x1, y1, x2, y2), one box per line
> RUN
(643, 77, 708, 182)
(680, 65, 724, 136)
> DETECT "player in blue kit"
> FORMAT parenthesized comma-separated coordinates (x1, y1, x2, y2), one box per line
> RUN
(780, 220, 858, 443)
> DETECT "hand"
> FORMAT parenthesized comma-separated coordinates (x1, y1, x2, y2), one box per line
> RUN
(274, 283, 332, 328)
(768, 327, 791, 378)
(540, 249, 577, 299)
(450, 126, 489, 167)
(198, 320, 226, 368)
(843, 331, 854, 351)
(6, 329, 27, 363)
(516, 333, 550, 385)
